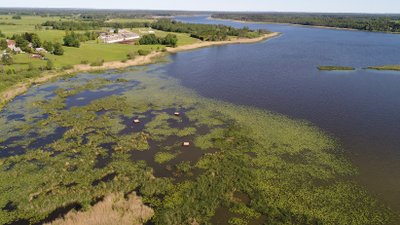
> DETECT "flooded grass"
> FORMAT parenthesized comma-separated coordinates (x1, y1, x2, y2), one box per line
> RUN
(0, 65, 395, 225)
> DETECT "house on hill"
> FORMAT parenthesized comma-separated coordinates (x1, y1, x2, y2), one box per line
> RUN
(6, 40, 23, 53)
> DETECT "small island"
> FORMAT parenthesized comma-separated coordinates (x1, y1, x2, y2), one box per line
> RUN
(317, 66, 356, 71)
(367, 65, 400, 71)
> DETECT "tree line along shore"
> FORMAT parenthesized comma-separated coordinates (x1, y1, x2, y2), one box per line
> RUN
(212, 13, 400, 33)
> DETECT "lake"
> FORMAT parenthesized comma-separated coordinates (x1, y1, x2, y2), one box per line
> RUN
(1, 15, 400, 224)
(168, 15, 400, 213)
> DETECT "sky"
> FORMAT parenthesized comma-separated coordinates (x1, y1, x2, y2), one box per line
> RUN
(2, 0, 400, 14)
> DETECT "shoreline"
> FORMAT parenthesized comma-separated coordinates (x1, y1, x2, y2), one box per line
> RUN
(0, 32, 280, 110)
(209, 16, 400, 34)
(166, 32, 280, 53)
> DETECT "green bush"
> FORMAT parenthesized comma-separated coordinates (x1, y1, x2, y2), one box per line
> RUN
(53, 43, 64, 55)
(138, 49, 151, 56)
(90, 59, 104, 67)
(127, 51, 137, 60)
(45, 59, 54, 70)
(61, 65, 74, 70)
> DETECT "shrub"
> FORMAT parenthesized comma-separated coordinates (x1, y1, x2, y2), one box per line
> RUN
(80, 60, 89, 64)
(28, 63, 35, 71)
(43, 41, 54, 53)
(62, 65, 74, 70)
(46, 59, 54, 70)
(63, 32, 81, 48)
(0, 39, 7, 50)
(90, 59, 104, 67)
(127, 51, 138, 60)
(1, 54, 13, 65)
(6, 68, 16, 74)
(53, 43, 64, 55)
(138, 49, 151, 56)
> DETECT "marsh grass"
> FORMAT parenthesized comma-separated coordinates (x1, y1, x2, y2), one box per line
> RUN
(154, 152, 178, 164)
(0, 67, 394, 225)
(318, 66, 356, 71)
(45, 192, 153, 225)
(367, 65, 400, 71)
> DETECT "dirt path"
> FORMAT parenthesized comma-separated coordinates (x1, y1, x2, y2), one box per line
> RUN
(0, 33, 280, 109)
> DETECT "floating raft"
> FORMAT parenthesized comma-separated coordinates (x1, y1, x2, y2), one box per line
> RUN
(182, 142, 190, 147)
(133, 119, 140, 124)
(174, 112, 180, 116)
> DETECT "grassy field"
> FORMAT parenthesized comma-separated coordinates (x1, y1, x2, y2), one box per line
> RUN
(0, 15, 71, 37)
(46, 42, 164, 68)
(0, 15, 198, 72)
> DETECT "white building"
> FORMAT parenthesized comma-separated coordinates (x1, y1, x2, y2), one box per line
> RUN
(99, 29, 140, 44)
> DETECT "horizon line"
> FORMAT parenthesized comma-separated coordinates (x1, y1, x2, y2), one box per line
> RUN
(0, 7, 399, 15)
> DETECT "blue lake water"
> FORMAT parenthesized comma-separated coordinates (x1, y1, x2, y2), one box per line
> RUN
(167, 16, 400, 212)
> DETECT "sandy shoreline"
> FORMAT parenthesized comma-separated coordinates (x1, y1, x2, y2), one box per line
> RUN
(0, 32, 279, 109)
(167, 32, 280, 53)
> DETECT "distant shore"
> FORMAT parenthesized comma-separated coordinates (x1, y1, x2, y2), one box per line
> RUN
(209, 16, 400, 34)
(0, 32, 280, 109)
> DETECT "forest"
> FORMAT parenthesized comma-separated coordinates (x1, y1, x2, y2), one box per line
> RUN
(212, 13, 400, 32)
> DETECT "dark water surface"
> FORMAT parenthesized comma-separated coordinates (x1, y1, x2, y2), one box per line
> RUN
(168, 16, 400, 213)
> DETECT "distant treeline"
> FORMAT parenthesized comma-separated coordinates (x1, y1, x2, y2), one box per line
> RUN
(152, 19, 268, 41)
(42, 20, 152, 30)
(42, 19, 268, 41)
(0, 8, 200, 19)
(212, 13, 400, 32)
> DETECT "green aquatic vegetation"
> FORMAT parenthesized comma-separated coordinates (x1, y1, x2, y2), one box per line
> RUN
(367, 65, 400, 71)
(116, 133, 150, 152)
(145, 113, 180, 141)
(229, 217, 248, 225)
(0, 68, 394, 225)
(154, 152, 178, 164)
(176, 127, 197, 137)
(318, 66, 356, 71)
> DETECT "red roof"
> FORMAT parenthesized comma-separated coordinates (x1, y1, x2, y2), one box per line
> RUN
(6, 40, 16, 46)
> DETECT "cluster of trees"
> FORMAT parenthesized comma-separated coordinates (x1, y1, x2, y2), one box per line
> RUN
(63, 32, 81, 47)
(6, 32, 64, 56)
(10, 32, 42, 52)
(139, 34, 178, 47)
(11, 15, 22, 20)
(43, 20, 105, 30)
(63, 31, 99, 48)
(0, 39, 7, 50)
(151, 19, 263, 41)
(212, 13, 400, 33)
(42, 20, 150, 30)
(43, 41, 64, 55)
